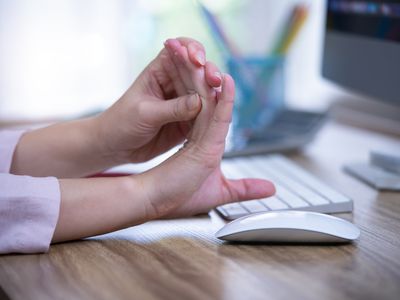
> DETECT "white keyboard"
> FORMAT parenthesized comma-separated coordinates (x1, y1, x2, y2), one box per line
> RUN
(217, 154, 353, 220)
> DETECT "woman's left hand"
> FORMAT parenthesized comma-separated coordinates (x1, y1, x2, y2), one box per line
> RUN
(95, 37, 223, 164)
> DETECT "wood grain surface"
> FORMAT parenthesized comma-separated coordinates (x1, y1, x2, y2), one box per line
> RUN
(1, 121, 400, 300)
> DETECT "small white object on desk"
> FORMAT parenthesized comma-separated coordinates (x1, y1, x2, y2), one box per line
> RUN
(215, 211, 360, 243)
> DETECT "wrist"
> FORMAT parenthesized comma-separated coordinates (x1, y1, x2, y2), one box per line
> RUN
(90, 113, 131, 166)
(124, 174, 157, 223)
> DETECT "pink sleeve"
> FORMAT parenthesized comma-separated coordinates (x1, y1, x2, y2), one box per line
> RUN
(0, 130, 60, 254)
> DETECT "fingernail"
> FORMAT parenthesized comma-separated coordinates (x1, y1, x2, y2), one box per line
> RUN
(214, 72, 222, 81)
(195, 51, 205, 66)
(187, 95, 200, 110)
(164, 39, 173, 47)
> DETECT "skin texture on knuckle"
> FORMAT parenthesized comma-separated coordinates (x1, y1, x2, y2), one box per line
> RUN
(172, 97, 185, 120)
(212, 111, 232, 125)
(172, 94, 200, 122)
(187, 93, 202, 113)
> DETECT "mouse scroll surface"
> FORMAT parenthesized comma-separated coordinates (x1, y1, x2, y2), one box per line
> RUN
(215, 211, 360, 243)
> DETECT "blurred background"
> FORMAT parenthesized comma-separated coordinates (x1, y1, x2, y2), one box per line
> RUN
(0, 0, 338, 122)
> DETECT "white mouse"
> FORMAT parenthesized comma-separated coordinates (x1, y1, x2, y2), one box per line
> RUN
(215, 211, 360, 243)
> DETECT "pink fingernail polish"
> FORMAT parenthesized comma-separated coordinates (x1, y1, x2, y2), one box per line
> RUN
(195, 52, 205, 65)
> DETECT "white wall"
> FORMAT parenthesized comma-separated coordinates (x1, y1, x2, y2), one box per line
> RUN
(0, 0, 132, 120)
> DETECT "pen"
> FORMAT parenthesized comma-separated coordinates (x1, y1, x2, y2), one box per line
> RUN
(197, 0, 240, 57)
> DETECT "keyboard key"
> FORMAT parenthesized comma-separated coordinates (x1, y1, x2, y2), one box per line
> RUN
(232, 158, 272, 180)
(219, 203, 248, 219)
(260, 196, 289, 210)
(243, 157, 310, 208)
(241, 200, 269, 213)
(274, 183, 310, 208)
(271, 155, 350, 203)
(217, 154, 353, 220)
(256, 158, 330, 206)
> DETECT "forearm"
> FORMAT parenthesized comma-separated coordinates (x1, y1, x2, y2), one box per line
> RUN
(52, 176, 150, 243)
(10, 117, 123, 178)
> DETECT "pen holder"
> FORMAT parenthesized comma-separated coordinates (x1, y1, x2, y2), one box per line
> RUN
(226, 56, 285, 149)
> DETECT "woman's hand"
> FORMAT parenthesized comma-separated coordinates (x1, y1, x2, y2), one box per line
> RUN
(95, 37, 224, 164)
(134, 40, 276, 220)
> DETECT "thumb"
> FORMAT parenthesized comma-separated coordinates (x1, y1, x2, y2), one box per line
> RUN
(146, 94, 202, 126)
(223, 178, 276, 204)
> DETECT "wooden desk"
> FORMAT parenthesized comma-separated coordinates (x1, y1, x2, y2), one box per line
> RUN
(1, 121, 399, 300)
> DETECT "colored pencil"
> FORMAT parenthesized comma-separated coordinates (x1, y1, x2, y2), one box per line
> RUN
(197, 1, 240, 57)
(272, 4, 309, 56)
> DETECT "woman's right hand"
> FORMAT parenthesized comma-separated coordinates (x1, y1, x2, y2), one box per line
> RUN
(134, 41, 276, 220)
